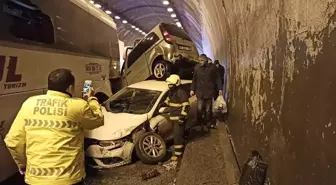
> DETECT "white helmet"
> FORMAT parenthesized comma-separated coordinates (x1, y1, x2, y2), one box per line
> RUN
(166, 74, 181, 86)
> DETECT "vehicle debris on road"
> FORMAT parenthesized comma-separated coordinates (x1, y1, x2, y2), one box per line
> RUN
(162, 161, 178, 171)
(141, 169, 161, 180)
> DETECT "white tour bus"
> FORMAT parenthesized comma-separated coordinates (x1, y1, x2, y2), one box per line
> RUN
(0, 0, 119, 182)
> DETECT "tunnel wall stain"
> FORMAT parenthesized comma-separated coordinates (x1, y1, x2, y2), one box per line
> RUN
(180, 0, 336, 184)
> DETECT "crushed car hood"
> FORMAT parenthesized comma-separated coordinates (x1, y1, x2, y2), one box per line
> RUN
(85, 108, 148, 140)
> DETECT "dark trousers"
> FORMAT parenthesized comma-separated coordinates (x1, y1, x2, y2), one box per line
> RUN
(197, 98, 213, 125)
(173, 120, 186, 145)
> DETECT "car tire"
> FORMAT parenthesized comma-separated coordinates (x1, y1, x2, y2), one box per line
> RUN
(135, 132, 167, 164)
(152, 60, 171, 80)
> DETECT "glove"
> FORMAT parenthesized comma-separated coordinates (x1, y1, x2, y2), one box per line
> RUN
(178, 117, 186, 124)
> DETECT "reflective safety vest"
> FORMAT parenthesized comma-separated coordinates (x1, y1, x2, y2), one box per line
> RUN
(164, 86, 190, 121)
(5, 90, 104, 185)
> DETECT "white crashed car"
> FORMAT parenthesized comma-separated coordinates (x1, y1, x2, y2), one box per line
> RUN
(84, 80, 196, 168)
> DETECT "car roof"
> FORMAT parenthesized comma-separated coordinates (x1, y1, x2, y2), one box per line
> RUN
(128, 80, 192, 92)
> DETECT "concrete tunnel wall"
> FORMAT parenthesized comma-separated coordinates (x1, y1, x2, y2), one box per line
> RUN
(175, 0, 336, 184)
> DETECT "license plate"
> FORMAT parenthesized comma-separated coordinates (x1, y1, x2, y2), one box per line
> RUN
(178, 45, 192, 51)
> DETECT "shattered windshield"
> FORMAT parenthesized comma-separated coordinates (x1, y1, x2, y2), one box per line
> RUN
(107, 88, 161, 114)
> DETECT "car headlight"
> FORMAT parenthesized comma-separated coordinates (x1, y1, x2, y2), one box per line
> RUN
(99, 140, 125, 149)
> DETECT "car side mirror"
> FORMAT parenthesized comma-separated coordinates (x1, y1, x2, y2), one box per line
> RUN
(159, 107, 169, 114)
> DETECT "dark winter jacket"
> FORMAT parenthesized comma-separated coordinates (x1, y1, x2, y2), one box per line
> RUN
(191, 64, 222, 99)
(164, 86, 190, 121)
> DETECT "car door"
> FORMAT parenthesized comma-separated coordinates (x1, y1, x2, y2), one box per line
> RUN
(151, 92, 173, 140)
(124, 33, 160, 85)
(180, 83, 197, 129)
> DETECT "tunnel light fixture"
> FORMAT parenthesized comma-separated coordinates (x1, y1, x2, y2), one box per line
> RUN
(94, 3, 101, 8)
(135, 28, 139, 31)
(114, 15, 120, 19)
(163, 0, 169, 5)
(89, 0, 94, 4)
(131, 25, 136, 28)
(163, 1, 169, 5)
(105, 10, 112, 14)
(176, 22, 182, 27)
(122, 20, 128, 24)
(171, 13, 176, 18)
(167, 7, 173, 12)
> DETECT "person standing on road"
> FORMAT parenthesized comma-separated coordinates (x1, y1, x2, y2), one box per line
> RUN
(5, 68, 104, 185)
(190, 54, 222, 131)
(162, 74, 190, 161)
(214, 60, 225, 92)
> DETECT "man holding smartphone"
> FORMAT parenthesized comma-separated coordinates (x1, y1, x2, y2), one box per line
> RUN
(5, 68, 104, 185)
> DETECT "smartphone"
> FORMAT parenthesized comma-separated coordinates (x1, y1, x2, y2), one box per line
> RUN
(83, 80, 93, 94)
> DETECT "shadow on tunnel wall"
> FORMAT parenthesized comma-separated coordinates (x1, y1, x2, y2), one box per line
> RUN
(184, 0, 336, 184)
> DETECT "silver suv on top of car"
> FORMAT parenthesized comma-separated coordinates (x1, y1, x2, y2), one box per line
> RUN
(121, 22, 199, 87)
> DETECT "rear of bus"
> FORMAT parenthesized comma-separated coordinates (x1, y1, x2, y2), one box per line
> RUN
(0, 0, 117, 182)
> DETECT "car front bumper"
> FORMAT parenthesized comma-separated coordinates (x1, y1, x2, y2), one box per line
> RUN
(85, 141, 134, 168)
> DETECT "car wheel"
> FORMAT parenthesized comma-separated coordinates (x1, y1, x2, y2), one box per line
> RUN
(152, 61, 171, 80)
(135, 132, 166, 164)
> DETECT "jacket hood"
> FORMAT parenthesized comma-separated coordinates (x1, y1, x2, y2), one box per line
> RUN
(84, 107, 148, 140)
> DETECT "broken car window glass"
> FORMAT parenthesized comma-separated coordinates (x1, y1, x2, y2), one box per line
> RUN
(107, 88, 161, 114)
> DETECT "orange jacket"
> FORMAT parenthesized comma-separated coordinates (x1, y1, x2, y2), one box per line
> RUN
(5, 90, 104, 185)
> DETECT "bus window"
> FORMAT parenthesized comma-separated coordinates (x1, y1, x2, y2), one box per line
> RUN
(1, 0, 55, 44)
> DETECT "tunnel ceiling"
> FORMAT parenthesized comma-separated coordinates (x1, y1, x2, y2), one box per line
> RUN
(96, 0, 203, 51)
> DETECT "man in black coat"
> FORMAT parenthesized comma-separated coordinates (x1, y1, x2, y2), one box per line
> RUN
(190, 54, 222, 131)
(214, 60, 225, 89)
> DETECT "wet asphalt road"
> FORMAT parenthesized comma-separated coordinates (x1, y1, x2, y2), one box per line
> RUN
(1, 159, 178, 185)
(85, 161, 178, 185)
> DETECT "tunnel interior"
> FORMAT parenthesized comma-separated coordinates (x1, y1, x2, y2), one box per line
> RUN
(106, 0, 336, 184)
(2, 0, 336, 184)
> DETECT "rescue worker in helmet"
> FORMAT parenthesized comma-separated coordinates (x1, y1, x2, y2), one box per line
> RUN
(162, 74, 190, 161)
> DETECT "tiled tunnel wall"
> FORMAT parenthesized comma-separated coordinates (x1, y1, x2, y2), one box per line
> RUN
(177, 0, 336, 184)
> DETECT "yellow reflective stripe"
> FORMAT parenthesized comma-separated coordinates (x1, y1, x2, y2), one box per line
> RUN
(181, 103, 189, 116)
(27, 167, 65, 176)
(27, 165, 81, 177)
(175, 151, 183, 155)
(164, 97, 170, 104)
(168, 103, 182, 107)
(170, 116, 180, 120)
(170, 156, 179, 161)
(175, 145, 184, 149)
(25, 119, 78, 129)
(182, 102, 190, 106)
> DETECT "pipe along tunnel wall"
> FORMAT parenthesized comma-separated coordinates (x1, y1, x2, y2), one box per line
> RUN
(173, 0, 336, 184)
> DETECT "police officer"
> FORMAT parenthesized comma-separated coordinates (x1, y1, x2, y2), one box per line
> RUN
(5, 68, 104, 185)
(163, 74, 190, 161)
